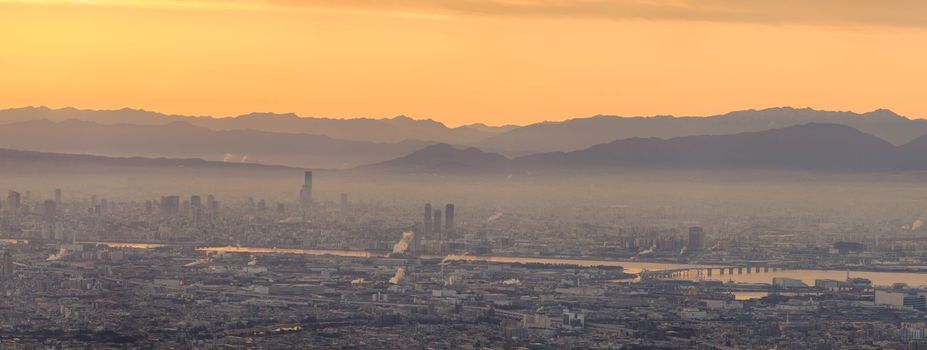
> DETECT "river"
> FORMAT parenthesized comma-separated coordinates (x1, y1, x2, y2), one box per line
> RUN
(85, 242, 927, 289)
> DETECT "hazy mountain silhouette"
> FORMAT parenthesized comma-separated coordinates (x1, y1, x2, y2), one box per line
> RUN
(897, 134, 927, 170)
(7, 106, 927, 157)
(0, 147, 300, 176)
(0, 107, 506, 144)
(370, 123, 917, 173)
(0, 119, 431, 169)
(514, 123, 899, 171)
(363, 143, 510, 173)
(475, 107, 927, 155)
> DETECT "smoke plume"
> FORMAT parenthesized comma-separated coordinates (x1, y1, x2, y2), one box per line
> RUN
(389, 267, 406, 284)
(391, 231, 415, 254)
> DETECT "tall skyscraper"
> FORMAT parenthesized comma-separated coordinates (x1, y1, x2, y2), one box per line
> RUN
(190, 195, 203, 226)
(6, 191, 21, 215)
(433, 209, 443, 234)
(160, 196, 180, 219)
(445, 204, 455, 230)
(423, 203, 433, 234)
(54, 188, 61, 204)
(42, 200, 57, 239)
(207, 195, 219, 213)
(42, 200, 57, 219)
(687, 226, 705, 251)
(299, 171, 313, 212)
(190, 195, 202, 210)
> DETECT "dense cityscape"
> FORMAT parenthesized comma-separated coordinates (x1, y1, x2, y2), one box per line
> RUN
(2, 170, 927, 349)
(5, 1, 927, 348)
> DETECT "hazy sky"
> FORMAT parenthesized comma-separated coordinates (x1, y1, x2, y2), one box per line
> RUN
(2, 0, 927, 126)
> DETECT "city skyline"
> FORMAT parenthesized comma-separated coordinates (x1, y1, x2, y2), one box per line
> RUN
(4, 1, 927, 348)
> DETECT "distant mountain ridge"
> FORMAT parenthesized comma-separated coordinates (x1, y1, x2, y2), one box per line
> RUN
(367, 123, 927, 173)
(474, 107, 927, 155)
(0, 106, 509, 144)
(4, 106, 927, 167)
(0, 119, 431, 169)
(0, 147, 300, 174)
(5, 106, 927, 157)
(514, 123, 898, 171)
(361, 143, 510, 173)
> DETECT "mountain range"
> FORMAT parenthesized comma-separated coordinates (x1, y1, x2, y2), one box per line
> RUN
(3, 106, 927, 171)
(0, 106, 512, 144)
(0, 119, 431, 169)
(0, 147, 299, 176)
(367, 123, 927, 173)
(473, 108, 927, 155)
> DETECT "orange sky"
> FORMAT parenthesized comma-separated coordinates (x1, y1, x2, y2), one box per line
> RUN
(2, 0, 927, 126)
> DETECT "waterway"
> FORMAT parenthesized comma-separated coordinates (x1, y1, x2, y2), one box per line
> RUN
(82, 242, 927, 289)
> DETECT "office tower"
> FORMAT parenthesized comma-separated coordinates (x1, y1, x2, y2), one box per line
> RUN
(42, 200, 57, 219)
(277, 203, 285, 214)
(423, 203, 433, 234)
(445, 204, 455, 230)
(54, 188, 61, 204)
(299, 171, 313, 211)
(207, 195, 219, 213)
(42, 200, 57, 239)
(1, 252, 12, 281)
(688, 226, 705, 251)
(433, 209, 443, 234)
(190, 195, 203, 226)
(257, 199, 267, 211)
(6, 191, 21, 215)
(160, 196, 180, 219)
(340, 193, 349, 210)
(100, 198, 108, 214)
(145, 200, 153, 214)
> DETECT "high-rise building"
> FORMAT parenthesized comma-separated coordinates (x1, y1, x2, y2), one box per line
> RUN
(299, 171, 313, 211)
(340, 193, 349, 210)
(6, 191, 21, 215)
(190, 195, 203, 226)
(190, 195, 202, 210)
(445, 204, 455, 230)
(160, 196, 180, 219)
(687, 226, 705, 251)
(433, 209, 443, 233)
(42, 200, 57, 219)
(423, 203, 433, 234)
(54, 188, 62, 204)
(207, 195, 219, 213)
(42, 200, 57, 239)
(277, 203, 285, 214)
